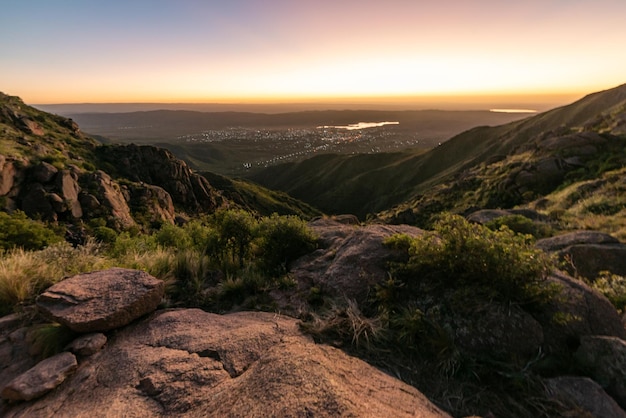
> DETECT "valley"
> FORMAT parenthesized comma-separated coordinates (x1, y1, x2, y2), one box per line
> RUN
(53, 108, 531, 175)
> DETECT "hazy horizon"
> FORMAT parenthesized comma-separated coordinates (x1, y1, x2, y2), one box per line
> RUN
(32, 91, 585, 115)
(2, 1, 626, 105)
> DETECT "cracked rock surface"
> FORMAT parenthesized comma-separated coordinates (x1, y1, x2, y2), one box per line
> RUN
(36, 268, 165, 333)
(1, 309, 450, 417)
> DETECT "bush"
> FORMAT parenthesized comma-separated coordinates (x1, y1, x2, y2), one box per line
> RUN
(153, 223, 192, 249)
(386, 213, 554, 305)
(211, 209, 257, 267)
(591, 272, 626, 313)
(255, 214, 317, 275)
(0, 211, 63, 251)
(485, 214, 551, 239)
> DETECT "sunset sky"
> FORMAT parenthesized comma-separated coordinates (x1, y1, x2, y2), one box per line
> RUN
(2, 0, 626, 107)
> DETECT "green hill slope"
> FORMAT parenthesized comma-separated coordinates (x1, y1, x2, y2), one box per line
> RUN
(248, 84, 626, 221)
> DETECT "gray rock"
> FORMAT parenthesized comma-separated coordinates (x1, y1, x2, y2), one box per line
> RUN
(36, 268, 164, 333)
(81, 170, 135, 230)
(539, 271, 626, 352)
(21, 183, 56, 221)
(576, 336, 626, 408)
(546, 376, 626, 418)
(0, 314, 22, 332)
(536, 231, 619, 252)
(1, 352, 77, 401)
(291, 220, 424, 303)
(536, 231, 626, 279)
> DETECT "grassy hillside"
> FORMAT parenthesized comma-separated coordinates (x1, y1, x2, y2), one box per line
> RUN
(248, 84, 626, 222)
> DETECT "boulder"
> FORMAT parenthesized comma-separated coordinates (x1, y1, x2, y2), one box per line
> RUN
(453, 304, 544, 360)
(55, 170, 82, 218)
(17, 117, 44, 136)
(0, 155, 17, 196)
(539, 271, 626, 352)
(20, 183, 56, 221)
(537, 231, 626, 279)
(536, 231, 620, 252)
(36, 268, 165, 333)
(1, 352, 77, 401)
(81, 170, 135, 229)
(466, 208, 548, 224)
(127, 183, 176, 225)
(576, 336, 626, 408)
(31, 162, 58, 184)
(0, 310, 450, 417)
(65, 333, 107, 356)
(0, 327, 37, 390)
(545, 376, 626, 418)
(290, 219, 424, 303)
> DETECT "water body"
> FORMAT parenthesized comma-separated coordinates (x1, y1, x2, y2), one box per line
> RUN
(489, 108, 537, 114)
(317, 121, 400, 130)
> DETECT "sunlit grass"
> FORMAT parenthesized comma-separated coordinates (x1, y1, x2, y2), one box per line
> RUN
(0, 240, 108, 314)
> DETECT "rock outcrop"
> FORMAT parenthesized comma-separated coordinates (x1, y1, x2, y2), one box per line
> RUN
(1, 309, 450, 418)
(36, 268, 165, 333)
(537, 231, 626, 279)
(95, 144, 226, 214)
(290, 218, 424, 304)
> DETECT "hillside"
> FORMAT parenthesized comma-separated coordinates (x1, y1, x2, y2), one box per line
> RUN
(248, 84, 626, 223)
(0, 92, 319, 238)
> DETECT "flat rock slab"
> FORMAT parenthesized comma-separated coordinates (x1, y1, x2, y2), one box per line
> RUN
(36, 268, 164, 333)
(1, 352, 77, 401)
(1, 310, 450, 418)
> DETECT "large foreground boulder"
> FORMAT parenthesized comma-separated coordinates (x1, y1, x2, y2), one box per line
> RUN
(1, 310, 450, 417)
(36, 268, 164, 333)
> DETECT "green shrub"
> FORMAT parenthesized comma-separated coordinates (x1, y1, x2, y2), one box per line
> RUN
(485, 214, 551, 239)
(211, 209, 257, 267)
(182, 220, 220, 254)
(0, 211, 63, 251)
(255, 214, 317, 275)
(153, 223, 192, 249)
(591, 272, 626, 312)
(387, 213, 554, 305)
(93, 226, 118, 244)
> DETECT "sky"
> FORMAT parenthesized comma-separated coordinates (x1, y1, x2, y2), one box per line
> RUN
(2, 0, 626, 107)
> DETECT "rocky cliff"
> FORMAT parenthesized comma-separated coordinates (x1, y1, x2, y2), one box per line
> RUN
(0, 92, 230, 233)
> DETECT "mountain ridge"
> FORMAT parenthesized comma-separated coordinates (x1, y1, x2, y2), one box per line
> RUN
(247, 83, 626, 224)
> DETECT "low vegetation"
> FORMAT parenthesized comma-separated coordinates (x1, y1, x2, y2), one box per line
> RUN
(302, 214, 560, 417)
(0, 209, 317, 316)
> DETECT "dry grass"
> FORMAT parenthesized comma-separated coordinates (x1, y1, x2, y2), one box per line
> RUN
(0, 240, 108, 313)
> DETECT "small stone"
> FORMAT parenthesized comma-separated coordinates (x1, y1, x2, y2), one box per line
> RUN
(1, 352, 77, 401)
(66, 333, 107, 356)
